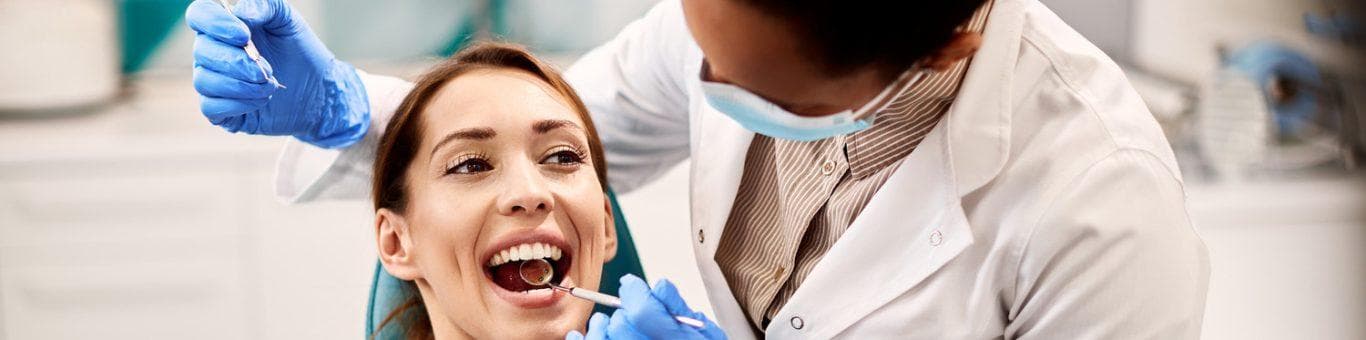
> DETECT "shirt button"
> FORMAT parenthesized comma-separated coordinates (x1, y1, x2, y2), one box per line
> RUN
(929, 230, 944, 246)
(697, 229, 705, 244)
(790, 316, 805, 330)
(772, 266, 786, 282)
(820, 160, 836, 176)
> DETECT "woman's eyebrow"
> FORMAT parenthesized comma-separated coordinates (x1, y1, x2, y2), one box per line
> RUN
(533, 119, 582, 134)
(431, 127, 496, 158)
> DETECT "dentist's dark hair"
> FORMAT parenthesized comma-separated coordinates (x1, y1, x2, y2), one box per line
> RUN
(369, 41, 609, 339)
(736, 0, 989, 77)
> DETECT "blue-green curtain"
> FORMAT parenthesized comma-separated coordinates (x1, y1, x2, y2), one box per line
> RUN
(121, 0, 193, 73)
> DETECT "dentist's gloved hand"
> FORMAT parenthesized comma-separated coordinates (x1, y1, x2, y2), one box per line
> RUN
(185, 0, 369, 148)
(567, 275, 727, 340)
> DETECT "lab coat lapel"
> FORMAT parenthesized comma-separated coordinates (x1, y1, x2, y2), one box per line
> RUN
(689, 104, 754, 259)
(946, 0, 1022, 196)
(688, 96, 757, 338)
(764, 122, 974, 338)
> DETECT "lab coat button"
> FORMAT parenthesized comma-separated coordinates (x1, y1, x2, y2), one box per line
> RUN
(790, 316, 805, 330)
(698, 229, 705, 244)
(820, 160, 836, 176)
(929, 230, 943, 246)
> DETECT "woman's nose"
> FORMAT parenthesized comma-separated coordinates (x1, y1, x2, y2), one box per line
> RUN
(497, 166, 555, 216)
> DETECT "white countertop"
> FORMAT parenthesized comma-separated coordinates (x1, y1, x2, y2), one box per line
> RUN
(1185, 169, 1366, 228)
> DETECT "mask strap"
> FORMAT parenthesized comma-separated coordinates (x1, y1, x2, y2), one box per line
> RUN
(853, 67, 930, 119)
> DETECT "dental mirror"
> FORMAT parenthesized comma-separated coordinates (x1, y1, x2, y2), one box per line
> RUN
(518, 258, 707, 328)
(519, 258, 555, 286)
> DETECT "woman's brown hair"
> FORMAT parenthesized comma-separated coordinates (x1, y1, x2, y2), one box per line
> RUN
(370, 42, 609, 339)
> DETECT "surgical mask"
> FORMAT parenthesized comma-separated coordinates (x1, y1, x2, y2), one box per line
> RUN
(700, 62, 928, 141)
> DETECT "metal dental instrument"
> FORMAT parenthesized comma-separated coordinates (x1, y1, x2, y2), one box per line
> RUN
(519, 259, 706, 329)
(215, 0, 286, 89)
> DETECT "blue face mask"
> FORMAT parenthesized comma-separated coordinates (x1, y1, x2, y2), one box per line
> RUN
(700, 63, 928, 142)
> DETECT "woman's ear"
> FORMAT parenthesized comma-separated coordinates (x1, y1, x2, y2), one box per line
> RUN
(600, 195, 618, 263)
(922, 32, 983, 72)
(376, 208, 421, 280)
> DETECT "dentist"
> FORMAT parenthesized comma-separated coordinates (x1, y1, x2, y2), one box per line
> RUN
(187, 0, 1210, 338)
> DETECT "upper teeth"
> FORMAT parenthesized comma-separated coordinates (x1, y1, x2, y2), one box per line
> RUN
(488, 242, 563, 267)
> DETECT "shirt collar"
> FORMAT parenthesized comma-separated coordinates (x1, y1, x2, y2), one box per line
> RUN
(845, 0, 995, 179)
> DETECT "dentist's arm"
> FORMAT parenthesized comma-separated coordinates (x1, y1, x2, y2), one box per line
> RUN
(1007, 149, 1210, 339)
(562, 0, 694, 193)
(271, 72, 411, 203)
(186, 0, 413, 202)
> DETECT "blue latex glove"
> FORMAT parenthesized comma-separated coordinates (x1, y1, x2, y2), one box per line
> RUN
(567, 275, 727, 340)
(186, 0, 369, 148)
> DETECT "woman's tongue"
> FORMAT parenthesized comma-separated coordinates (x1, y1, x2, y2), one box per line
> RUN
(491, 261, 539, 292)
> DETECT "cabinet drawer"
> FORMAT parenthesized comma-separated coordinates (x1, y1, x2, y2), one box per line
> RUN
(0, 172, 242, 247)
(0, 239, 249, 339)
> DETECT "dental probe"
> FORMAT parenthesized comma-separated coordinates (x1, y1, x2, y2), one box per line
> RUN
(215, 0, 286, 89)
(519, 259, 707, 329)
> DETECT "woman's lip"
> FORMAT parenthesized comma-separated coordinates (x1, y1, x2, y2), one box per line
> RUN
(487, 275, 576, 309)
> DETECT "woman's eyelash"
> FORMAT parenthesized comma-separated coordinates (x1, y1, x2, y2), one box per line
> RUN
(543, 145, 588, 165)
(445, 152, 492, 175)
(555, 145, 586, 158)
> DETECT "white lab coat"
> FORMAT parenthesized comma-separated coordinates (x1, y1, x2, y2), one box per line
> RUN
(273, 0, 1210, 338)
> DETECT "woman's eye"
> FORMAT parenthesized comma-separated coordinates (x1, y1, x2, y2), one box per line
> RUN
(541, 149, 584, 166)
(447, 157, 493, 174)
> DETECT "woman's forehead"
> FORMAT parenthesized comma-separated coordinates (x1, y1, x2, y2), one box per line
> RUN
(422, 69, 583, 134)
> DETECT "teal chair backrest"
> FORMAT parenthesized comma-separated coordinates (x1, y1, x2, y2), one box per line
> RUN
(366, 189, 645, 338)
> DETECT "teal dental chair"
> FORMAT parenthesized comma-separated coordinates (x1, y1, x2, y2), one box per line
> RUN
(366, 190, 645, 338)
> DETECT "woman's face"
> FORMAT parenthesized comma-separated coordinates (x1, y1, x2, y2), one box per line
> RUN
(379, 69, 615, 339)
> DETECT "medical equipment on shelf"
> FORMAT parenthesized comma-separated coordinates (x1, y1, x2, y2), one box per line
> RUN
(518, 259, 707, 329)
(1195, 40, 1363, 179)
(1194, 65, 1273, 181)
(214, 0, 285, 89)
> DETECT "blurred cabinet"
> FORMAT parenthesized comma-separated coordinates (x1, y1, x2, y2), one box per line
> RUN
(0, 164, 252, 339)
(1187, 173, 1366, 340)
(0, 75, 375, 339)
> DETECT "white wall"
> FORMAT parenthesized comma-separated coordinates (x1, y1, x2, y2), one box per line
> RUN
(1187, 174, 1366, 340)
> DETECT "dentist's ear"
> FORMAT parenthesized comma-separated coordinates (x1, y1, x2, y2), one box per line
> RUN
(601, 194, 618, 263)
(922, 31, 983, 72)
(376, 208, 421, 280)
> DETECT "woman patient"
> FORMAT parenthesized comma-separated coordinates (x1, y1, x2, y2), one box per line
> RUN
(369, 43, 617, 339)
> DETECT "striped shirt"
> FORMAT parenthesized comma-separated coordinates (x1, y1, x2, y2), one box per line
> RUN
(712, 2, 994, 333)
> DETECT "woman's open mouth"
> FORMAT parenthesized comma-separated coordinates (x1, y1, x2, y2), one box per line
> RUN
(485, 241, 573, 293)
